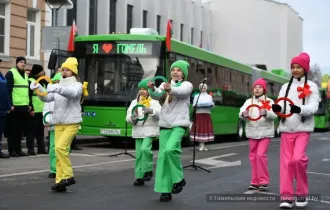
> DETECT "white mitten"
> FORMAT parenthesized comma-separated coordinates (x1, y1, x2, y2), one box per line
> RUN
(30, 82, 42, 91)
(143, 107, 153, 114)
(47, 84, 60, 93)
(242, 110, 249, 118)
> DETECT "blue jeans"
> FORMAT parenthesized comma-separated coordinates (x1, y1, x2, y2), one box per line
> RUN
(0, 116, 6, 152)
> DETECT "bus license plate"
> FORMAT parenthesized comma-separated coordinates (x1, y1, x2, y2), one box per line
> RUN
(100, 129, 121, 135)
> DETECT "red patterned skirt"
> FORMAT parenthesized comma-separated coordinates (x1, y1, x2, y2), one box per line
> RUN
(189, 113, 214, 142)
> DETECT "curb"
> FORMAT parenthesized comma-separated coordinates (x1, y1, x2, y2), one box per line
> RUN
(0, 135, 112, 150)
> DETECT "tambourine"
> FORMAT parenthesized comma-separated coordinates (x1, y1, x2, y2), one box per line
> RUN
(274, 97, 294, 118)
(147, 76, 168, 97)
(43, 111, 54, 127)
(35, 76, 53, 96)
(131, 104, 148, 121)
(245, 104, 262, 121)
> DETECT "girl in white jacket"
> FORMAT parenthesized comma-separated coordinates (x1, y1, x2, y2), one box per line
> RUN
(30, 57, 88, 192)
(148, 60, 193, 202)
(239, 78, 277, 191)
(126, 78, 161, 187)
(271, 53, 319, 209)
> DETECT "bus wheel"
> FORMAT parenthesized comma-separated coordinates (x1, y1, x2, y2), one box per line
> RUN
(236, 120, 246, 141)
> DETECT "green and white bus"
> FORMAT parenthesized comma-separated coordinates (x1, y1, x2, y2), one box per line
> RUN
(314, 88, 330, 131)
(50, 28, 291, 145)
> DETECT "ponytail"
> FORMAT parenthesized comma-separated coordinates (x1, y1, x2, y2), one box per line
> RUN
(281, 76, 294, 123)
(159, 78, 174, 106)
(301, 73, 307, 123)
(281, 73, 307, 123)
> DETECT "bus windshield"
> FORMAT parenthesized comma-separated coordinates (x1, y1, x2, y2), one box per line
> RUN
(79, 41, 163, 105)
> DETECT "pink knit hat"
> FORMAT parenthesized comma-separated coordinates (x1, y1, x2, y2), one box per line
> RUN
(253, 78, 267, 93)
(291, 52, 310, 72)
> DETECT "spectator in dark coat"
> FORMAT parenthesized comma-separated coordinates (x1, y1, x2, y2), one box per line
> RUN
(0, 59, 10, 158)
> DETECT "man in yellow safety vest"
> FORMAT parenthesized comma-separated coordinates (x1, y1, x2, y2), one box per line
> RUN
(5, 57, 32, 157)
(26, 64, 48, 155)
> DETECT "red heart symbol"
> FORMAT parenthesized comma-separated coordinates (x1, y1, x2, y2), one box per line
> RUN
(102, 44, 113, 53)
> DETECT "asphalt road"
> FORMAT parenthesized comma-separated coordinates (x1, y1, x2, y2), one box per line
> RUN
(0, 132, 330, 210)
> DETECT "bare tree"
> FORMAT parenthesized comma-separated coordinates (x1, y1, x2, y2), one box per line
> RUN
(308, 64, 322, 87)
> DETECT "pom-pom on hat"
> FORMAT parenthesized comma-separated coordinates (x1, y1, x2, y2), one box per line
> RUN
(291, 52, 310, 73)
(61, 57, 78, 75)
(170, 60, 189, 80)
(253, 78, 267, 93)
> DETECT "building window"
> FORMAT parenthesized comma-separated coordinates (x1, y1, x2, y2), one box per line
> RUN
(109, 0, 116, 33)
(156, 15, 161, 34)
(26, 10, 36, 57)
(0, 4, 6, 54)
(143, 10, 147, 28)
(66, 0, 77, 25)
(200, 30, 203, 47)
(126, 5, 133, 33)
(191, 27, 194, 44)
(89, 0, 97, 35)
(180, 24, 183, 41)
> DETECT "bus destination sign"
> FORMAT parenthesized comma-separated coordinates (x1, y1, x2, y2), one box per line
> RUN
(87, 42, 153, 55)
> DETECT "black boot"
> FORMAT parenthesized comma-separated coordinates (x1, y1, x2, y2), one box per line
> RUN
(9, 151, 19, 157)
(51, 183, 67, 192)
(17, 151, 28, 156)
(28, 150, 36, 156)
(160, 193, 172, 202)
(143, 171, 153, 181)
(172, 179, 186, 194)
(48, 173, 56, 178)
(58, 177, 76, 187)
(0, 151, 9, 158)
(133, 179, 144, 186)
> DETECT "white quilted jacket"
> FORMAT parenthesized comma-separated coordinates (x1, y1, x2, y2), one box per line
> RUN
(239, 95, 277, 139)
(126, 98, 161, 138)
(277, 78, 320, 133)
(149, 80, 193, 128)
(38, 76, 83, 125)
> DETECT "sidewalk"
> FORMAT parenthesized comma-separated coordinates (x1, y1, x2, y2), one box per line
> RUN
(0, 135, 108, 150)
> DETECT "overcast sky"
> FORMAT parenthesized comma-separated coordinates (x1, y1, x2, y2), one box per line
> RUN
(275, 0, 329, 73)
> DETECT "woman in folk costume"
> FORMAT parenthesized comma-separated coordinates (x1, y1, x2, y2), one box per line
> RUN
(239, 78, 277, 191)
(147, 60, 193, 202)
(30, 57, 89, 192)
(271, 53, 319, 209)
(126, 78, 161, 186)
(190, 83, 215, 151)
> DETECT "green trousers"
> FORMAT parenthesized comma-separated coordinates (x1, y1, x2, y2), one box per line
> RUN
(154, 127, 185, 193)
(49, 130, 71, 174)
(135, 137, 154, 178)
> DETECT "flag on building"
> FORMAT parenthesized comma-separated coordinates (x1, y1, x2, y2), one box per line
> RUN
(166, 20, 173, 51)
(67, 20, 78, 52)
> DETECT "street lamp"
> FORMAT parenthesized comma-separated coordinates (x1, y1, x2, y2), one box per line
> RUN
(45, 0, 73, 26)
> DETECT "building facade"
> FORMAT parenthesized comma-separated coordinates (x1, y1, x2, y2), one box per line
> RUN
(210, 0, 303, 71)
(0, 0, 50, 75)
(54, 0, 211, 49)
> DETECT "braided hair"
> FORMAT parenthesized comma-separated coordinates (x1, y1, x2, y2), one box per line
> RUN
(159, 78, 179, 106)
(281, 73, 307, 123)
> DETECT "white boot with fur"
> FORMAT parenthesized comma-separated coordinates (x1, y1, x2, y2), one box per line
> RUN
(199, 142, 204, 151)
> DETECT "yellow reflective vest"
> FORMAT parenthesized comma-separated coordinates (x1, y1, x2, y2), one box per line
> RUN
(9, 67, 29, 106)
